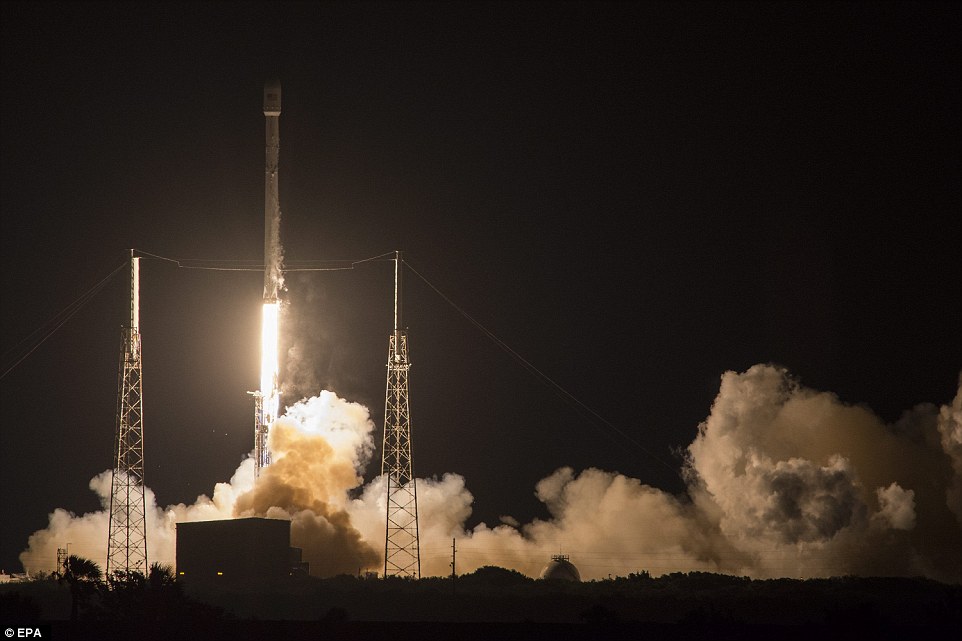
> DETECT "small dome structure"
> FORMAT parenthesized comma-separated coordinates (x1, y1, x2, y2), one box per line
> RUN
(539, 554, 581, 582)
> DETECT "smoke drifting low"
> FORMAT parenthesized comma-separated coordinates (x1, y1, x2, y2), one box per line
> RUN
(21, 365, 962, 582)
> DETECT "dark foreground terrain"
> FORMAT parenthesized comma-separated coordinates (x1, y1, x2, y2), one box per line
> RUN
(3, 568, 960, 640)
(16, 619, 962, 641)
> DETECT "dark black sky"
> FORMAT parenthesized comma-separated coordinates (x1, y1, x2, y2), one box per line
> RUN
(1, 1, 959, 575)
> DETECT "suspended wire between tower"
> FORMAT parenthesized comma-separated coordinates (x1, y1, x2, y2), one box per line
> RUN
(5, 248, 670, 472)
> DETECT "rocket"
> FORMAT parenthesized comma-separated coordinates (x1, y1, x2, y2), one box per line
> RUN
(254, 79, 283, 478)
(263, 78, 282, 302)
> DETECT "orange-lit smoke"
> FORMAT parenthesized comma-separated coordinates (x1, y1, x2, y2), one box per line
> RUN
(20, 366, 962, 583)
(346, 366, 962, 581)
(234, 393, 380, 575)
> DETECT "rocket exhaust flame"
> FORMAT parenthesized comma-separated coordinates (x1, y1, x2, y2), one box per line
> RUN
(254, 301, 280, 476)
(260, 301, 280, 424)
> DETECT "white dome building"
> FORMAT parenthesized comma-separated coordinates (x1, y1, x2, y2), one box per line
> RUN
(539, 554, 581, 582)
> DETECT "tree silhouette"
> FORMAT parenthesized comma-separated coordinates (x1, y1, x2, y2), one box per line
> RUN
(59, 555, 102, 623)
(142, 563, 185, 622)
(96, 561, 223, 627)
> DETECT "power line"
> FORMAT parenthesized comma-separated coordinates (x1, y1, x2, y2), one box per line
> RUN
(136, 248, 683, 476)
(132, 249, 394, 272)
(6, 247, 677, 476)
(0, 249, 390, 376)
(402, 258, 679, 476)
(1, 260, 127, 380)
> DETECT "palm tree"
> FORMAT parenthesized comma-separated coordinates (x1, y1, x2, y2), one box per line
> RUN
(144, 563, 183, 622)
(147, 563, 177, 590)
(59, 555, 102, 623)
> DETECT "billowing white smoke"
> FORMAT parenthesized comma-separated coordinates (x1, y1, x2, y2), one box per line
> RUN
(379, 364, 962, 581)
(232, 392, 380, 575)
(938, 374, 962, 527)
(19, 460, 254, 576)
(20, 391, 378, 578)
(20, 365, 962, 582)
(681, 365, 961, 579)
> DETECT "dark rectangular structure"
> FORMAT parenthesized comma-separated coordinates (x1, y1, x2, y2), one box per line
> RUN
(176, 517, 293, 584)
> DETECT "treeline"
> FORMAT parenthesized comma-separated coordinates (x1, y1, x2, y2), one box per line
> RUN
(0, 555, 224, 636)
(205, 566, 959, 628)
(1, 563, 959, 640)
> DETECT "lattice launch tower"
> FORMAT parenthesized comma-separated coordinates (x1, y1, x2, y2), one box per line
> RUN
(106, 251, 148, 575)
(381, 251, 420, 578)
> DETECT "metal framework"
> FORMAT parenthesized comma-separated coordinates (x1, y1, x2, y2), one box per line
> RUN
(106, 253, 147, 576)
(252, 392, 270, 476)
(56, 547, 68, 577)
(381, 251, 420, 578)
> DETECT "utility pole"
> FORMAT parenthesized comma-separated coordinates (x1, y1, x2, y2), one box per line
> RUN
(381, 251, 420, 578)
(450, 538, 457, 594)
(451, 538, 457, 578)
(106, 251, 147, 576)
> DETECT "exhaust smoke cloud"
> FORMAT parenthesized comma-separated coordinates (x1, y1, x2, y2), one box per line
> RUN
(21, 365, 962, 582)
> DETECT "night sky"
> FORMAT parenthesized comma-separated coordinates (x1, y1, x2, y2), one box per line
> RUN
(1, 1, 960, 575)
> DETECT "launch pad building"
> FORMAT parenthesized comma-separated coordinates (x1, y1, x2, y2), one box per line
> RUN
(175, 517, 306, 584)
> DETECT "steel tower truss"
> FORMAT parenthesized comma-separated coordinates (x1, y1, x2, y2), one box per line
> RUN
(381, 253, 420, 578)
(107, 254, 147, 576)
(253, 391, 271, 477)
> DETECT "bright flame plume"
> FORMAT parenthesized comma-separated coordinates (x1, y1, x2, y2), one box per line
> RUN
(261, 301, 280, 424)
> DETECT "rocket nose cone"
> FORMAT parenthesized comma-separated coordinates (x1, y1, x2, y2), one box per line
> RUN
(264, 78, 281, 115)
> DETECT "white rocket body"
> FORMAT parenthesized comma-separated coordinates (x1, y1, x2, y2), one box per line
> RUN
(263, 79, 282, 302)
(255, 79, 283, 478)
